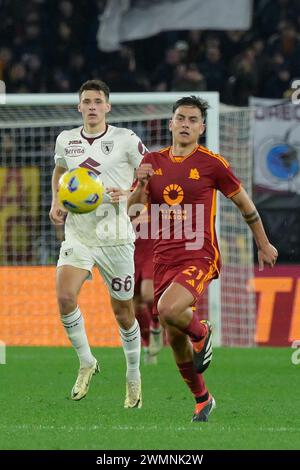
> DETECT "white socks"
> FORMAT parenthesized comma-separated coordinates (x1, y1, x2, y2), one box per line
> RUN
(61, 306, 95, 368)
(119, 319, 141, 382)
(61, 308, 140, 380)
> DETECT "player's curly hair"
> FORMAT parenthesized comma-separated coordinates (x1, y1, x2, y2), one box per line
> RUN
(173, 96, 209, 122)
(79, 79, 110, 101)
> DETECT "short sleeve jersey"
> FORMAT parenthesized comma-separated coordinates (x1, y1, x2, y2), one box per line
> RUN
(141, 145, 241, 272)
(54, 124, 147, 246)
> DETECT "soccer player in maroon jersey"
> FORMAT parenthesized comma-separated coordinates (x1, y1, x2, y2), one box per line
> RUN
(128, 96, 278, 422)
(133, 207, 163, 364)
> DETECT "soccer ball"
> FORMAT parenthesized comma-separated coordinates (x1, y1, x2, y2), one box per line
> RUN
(58, 167, 105, 214)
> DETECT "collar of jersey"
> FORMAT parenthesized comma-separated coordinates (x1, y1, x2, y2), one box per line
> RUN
(81, 124, 108, 141)
(168, 145, 198, 163)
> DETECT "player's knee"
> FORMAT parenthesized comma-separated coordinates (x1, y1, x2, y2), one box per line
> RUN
(157, 300, 177, 325)
(57, 292, 77, 314)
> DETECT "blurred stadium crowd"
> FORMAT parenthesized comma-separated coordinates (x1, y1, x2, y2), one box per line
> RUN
(0, 0, 299, 104)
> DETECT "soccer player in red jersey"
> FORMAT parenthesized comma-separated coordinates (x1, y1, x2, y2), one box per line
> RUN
(128, 96, 278, 422)
(133, 207, 163, 364)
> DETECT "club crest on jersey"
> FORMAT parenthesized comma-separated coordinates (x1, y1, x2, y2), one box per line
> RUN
(101, 141, 114, 155)
(189, 168, 200, 180)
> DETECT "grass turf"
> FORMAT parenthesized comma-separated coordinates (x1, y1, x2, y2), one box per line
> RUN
(0, 346, 299, 450)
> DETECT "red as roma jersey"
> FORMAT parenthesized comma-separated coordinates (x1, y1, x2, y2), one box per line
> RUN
(141, 145, 241, 273)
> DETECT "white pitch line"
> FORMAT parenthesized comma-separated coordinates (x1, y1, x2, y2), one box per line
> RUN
(0, 424, 299, 433)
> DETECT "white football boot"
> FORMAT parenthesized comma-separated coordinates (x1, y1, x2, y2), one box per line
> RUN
(71, 358, 100, 401)
(124, 379, 142, 408)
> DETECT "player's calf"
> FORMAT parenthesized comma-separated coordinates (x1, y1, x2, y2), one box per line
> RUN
(192, 320, 213, 374)
(148, 325, 164, 357)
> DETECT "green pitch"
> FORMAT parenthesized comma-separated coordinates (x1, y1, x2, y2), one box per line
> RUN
(0, 346, 299, 450)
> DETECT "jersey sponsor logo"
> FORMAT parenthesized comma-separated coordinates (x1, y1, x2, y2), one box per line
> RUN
(68, 140, 82, 145)
(163, 184, 184, 205)
(79, 158, 101, 175)
(154, 168, 163, 175)
(101, 141, 114, 155)
(189, 168, 200, 180)
(65, 146, 85, 156)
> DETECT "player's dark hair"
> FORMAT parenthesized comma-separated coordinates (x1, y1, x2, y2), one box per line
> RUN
(173, 96, 209, 121)
(79, 79, 110, 101)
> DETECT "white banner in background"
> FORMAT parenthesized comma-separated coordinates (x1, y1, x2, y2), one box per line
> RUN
(250, 97, 300, 194)
(98, 0, 253, 52)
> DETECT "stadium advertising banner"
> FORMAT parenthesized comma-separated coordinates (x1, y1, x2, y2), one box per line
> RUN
(0, 168, 40, 264)
(0, 263, 299, 347)
(0, 266, 120, 346)
(250, 97, 300, 194)
(253, 265, 300, 346)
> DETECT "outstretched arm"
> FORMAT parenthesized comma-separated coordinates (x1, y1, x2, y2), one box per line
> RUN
(231, 187, 278, 271)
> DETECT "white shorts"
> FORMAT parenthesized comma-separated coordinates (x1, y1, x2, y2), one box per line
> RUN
(57, 240, 135, 301)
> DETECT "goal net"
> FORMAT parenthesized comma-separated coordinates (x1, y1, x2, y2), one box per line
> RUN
(0, 93, 255, 347)
(219, 106, 256, 346)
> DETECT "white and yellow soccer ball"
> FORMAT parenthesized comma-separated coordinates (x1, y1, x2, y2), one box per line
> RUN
(58, 167, 105, 214)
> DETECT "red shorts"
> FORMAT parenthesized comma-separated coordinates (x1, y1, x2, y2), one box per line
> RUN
(153, 259, 218, 315)
(134, 238, 154, 294)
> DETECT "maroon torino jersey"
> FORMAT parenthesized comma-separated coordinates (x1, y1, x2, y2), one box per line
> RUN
(141, 145, 241, 273)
